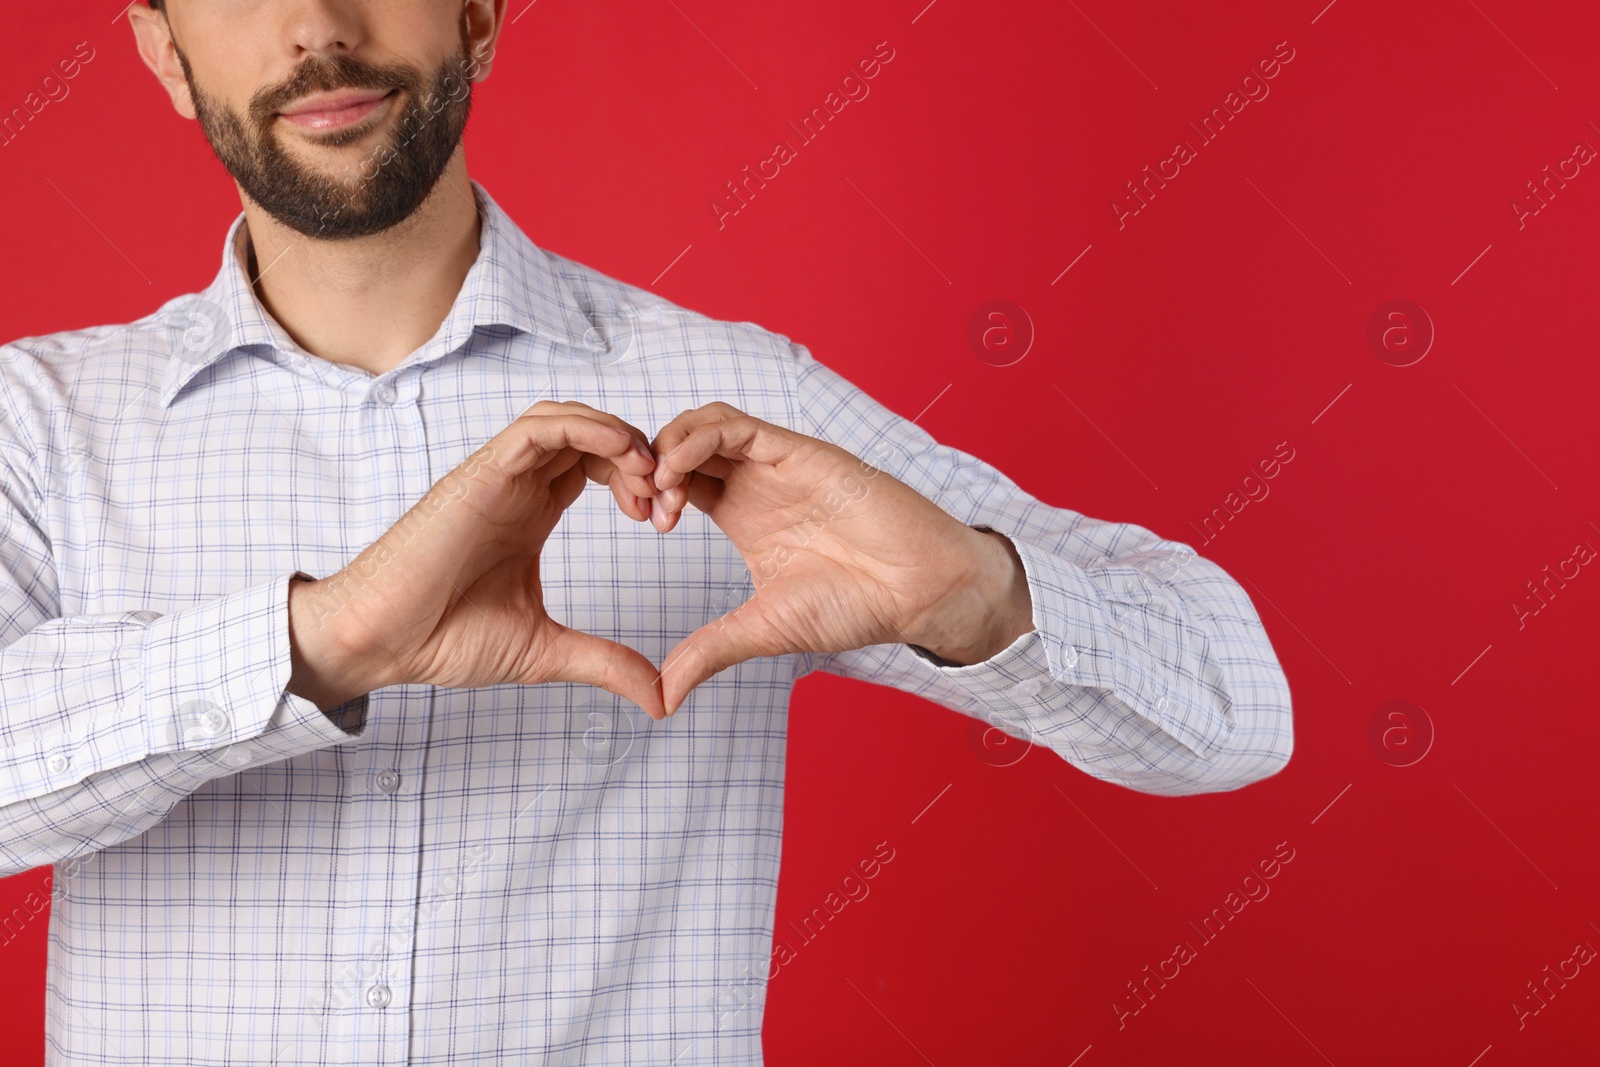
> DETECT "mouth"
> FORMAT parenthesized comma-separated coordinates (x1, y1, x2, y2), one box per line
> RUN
(277, 88, 397, 132)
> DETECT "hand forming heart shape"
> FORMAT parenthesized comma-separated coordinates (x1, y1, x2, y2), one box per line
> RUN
(286, 400, 1033, 723)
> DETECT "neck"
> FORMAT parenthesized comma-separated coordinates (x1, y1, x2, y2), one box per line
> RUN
(240, 151, 482, 379)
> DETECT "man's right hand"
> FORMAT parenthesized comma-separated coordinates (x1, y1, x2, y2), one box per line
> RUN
(285, 400, 667, 718)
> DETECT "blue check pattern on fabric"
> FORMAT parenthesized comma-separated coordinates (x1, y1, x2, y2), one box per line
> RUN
(0, 179, 1293, 1065)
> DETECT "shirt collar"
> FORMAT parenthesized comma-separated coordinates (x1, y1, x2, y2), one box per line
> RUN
(159, 179, 605, 407)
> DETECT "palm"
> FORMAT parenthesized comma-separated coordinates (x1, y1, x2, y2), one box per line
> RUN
(414, 549, 562, 690)
(650, 408, 974, 713)
(706, 461, 925, 656)
(401, 460, 601, 689)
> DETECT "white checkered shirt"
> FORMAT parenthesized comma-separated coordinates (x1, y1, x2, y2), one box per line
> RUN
(0, 179, 1292, 1064)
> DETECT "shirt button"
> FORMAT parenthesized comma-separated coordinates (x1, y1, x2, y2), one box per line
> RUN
(365, 984, 391, 1009)
(1015, 677, 1044, 699)
(373, 381, 398, 405)
(1058, 644, 1081, 671)
(374, 769, 401, 794)
(45, 753, 70, 774)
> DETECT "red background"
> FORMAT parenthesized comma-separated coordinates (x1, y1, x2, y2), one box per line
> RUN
(4, 0, 1599, 1063)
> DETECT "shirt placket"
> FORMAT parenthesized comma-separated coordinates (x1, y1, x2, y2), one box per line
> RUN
(328, 368, 436, 1065)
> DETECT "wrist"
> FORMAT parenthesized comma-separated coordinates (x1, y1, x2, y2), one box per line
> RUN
(286, 575, 391, 711)
(907, 526, 1033, 666)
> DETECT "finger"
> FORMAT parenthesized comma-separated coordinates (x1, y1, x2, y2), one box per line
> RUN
(648, 405, 741, 510)
(542, 624, 667, 720)
(648, 486, 685, 533)
(499, 402, 655, 482)
(492, 414, 649, 480)
(646, 457, 732, 527)
(609, 470, 651, 523)
(552, 403, 659, 489)
(547, 457, 590, 514)
(523, 399, 657, 462)
(657, 600, 778, 715)
(581, 450, 659, 506)
(649, 402, 749, 461)
(526, 446, 584, 483)
(535, 401, 659, 507)
(654, 415, 794, 491)
(683, 470, 725, 514)
(688, 455, 738, 482)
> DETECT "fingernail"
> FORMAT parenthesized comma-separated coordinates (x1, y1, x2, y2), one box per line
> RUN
(650, 497, 670, 531)
(630, 439, 655, 467)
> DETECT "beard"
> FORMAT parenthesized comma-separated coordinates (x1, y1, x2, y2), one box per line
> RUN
(175, 17, 475, 241)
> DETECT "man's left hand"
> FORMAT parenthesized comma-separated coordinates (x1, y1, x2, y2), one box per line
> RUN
(646, 403, 1034, 716)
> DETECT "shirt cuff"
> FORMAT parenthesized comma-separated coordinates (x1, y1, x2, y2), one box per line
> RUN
(905, 532, 1112, 685)
(904, 534, 1230, 762)
(140, 570, 366, 763)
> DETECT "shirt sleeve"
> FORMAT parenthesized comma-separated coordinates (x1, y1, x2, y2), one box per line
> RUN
(0, 369, 366, 877)
(783, 341, 1294, 796)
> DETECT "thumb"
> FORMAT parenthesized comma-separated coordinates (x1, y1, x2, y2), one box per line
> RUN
(658, 602, 774, 716)
(541, 624, 666, 720)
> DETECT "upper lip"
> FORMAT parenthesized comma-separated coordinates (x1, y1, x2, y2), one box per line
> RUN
(278, 88, 393, 116)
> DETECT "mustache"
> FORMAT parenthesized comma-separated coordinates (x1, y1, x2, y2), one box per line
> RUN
(249, 53, 422, 122)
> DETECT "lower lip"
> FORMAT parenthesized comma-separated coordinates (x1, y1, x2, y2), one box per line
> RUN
(279, 91, 394, 131)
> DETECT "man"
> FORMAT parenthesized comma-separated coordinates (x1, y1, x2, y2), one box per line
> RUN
(0, 0, 1293, 1062)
